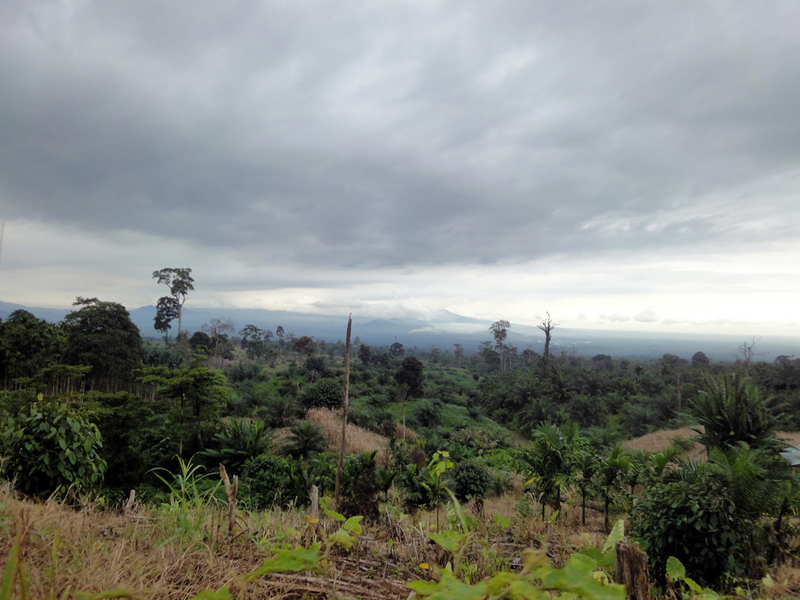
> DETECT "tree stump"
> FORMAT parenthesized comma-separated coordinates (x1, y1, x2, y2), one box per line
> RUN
(614, 540, 651, 600)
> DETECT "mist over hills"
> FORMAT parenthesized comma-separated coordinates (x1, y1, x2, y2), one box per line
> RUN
(2, 299, 799, 362)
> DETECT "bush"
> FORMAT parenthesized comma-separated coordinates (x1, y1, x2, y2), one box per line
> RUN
(450, 460, 491, 502)
(629, 472, 745, 587)
(0, 397, 106, 497)
(226, 361, 268, 384)
(301, 378, 344, 411)
(241, 454, 309, 509)
(413, 399, 443, 428)
(88, 391, 167, 491)
(339, 451, 382, 520)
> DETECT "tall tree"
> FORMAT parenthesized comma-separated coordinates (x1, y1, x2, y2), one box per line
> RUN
(334, 315, 352, 507)
(537, 312, 559, 361)
(63, 297, 142, 386)
(490, 320, 510, 372)
(395, 356, 425, 398)
(138, 357, 226, 457)
(202, 318, 235, 363)
(0, 310, 65, 382)
(239, 324, 273, 361)
(154, 296, 179, 344)
(152, 268, 195, 337)
(453, 343, 464, 368)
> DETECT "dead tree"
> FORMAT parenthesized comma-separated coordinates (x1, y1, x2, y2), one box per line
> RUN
(537, 312, 559, 360)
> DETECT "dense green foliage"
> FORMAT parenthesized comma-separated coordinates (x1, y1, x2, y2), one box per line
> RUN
(691, 371, 785, 451)
(0, 397, 106, 496)
(631, 471, 742, 587)
(301, 378, 343, 410)
(63, 298, 143, 385)
(450, 459, 491, 502)
(0, 310, 64, 381)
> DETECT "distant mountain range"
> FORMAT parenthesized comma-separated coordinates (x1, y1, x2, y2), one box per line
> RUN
(2, 299, 799, 362)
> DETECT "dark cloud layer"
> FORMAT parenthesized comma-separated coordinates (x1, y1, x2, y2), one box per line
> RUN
(2, 1, 799, 271)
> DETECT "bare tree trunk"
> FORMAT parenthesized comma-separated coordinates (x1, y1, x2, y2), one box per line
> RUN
(334, 315, 352, 506)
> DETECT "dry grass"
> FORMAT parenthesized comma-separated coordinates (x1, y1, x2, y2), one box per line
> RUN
(0, 482, 427, 600)
(307, 408, 390, 465)
(624, 428, 800, 461)
(393, 423, 418, 441)
(0, 484, 274, 599)
(623, 427, 705, 460)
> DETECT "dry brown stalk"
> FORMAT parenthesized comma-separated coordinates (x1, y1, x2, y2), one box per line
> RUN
(219, 463, 238, 535)
(334, 314, 352, 506)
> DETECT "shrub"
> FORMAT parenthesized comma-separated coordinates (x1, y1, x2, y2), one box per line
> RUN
(0, 397, 106, 497)
(339, 451, 382, 520)
(241, 454, 309, 509)
(413, 400, 442, 428)
(301, 378, 344, 411)
(629, 471, 744, 588)
(450, 460, 491, 502)
(88, 391, 167, 492)
(226, 361, 268, 384)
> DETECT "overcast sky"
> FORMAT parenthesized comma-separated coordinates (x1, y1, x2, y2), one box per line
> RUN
(1, 1, 799, 336)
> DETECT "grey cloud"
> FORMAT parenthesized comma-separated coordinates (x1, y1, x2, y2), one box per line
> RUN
(2, 1, 800, 273)
(634, 309, 658, 323)
(600, 313, 631, 322)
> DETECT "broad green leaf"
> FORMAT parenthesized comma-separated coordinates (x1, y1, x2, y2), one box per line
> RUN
(328, 528, 357, 549)
(249, 543, 323, 576)
(666, 556, 686, 581)
(492, 514, 512, 528)
(343, 516, 363, 534)
(540, 554, 625, 600)
(408, 570, 488, 600)
(684, 577, 704, 594)
(602, 519, 625, 555)
(324, 509, 346, 522)
(428, 530, 468, 553)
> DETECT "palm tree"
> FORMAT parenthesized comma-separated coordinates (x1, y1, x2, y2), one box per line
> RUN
(203, 418, 275, 472)
(285, 421, 329, 459)
(595, 445, 630, 531)
(690, 372, 784, 452)
(518, 422, 579, 520)
(569, 447, 598, 525)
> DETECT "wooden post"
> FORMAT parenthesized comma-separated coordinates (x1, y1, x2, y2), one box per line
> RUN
(311, 485, 319, 519)
(123, 489, 136, 516)
(219, 464, 238, 535)
(614, 540, 651, 600)
(334, 315, 352, 506)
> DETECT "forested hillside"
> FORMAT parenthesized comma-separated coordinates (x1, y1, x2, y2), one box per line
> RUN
(2, 300, 800, 598)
